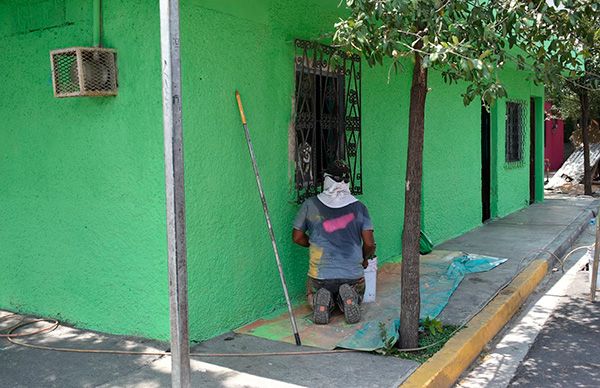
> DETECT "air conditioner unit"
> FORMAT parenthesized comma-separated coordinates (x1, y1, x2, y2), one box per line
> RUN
(50, 47, 118, 98)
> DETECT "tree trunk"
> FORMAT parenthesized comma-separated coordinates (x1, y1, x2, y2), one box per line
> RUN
(580, 90, 592, 196)
(399, 52, 428, 349)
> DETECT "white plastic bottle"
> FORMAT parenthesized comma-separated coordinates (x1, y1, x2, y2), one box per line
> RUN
(363, 256, 378, 303)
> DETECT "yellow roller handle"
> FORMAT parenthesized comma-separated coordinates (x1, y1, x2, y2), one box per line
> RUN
(235, 90, 247, 125)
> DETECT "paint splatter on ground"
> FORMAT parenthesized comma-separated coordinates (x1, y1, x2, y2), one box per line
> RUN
(235, 250, 506, 351)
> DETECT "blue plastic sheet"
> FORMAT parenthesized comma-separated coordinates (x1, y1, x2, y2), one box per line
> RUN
(337, 254, 506, 350)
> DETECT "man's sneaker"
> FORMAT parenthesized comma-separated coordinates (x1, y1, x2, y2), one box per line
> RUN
(338, 283, 361, 324)
(313, 288, 332, 325)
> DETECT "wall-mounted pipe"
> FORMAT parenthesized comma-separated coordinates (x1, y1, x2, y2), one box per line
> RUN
(93, 0, 103, 47)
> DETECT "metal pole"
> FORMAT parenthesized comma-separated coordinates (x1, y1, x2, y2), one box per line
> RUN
(591, 210, 600, 302)
(235, 91, 302, 346)
(159, 1, 191, 387)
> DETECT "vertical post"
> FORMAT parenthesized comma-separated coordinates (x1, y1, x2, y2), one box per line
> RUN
(490, 105, 499, 218)
(159, 1, 191, 387)
(92, 0, 100, 46)
(535, 97, 545, 202)
(591, 211, 600, 302)
(529, 97, 536, 205)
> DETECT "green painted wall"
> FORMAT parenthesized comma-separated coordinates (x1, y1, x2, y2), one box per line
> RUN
(421, 75, 483, 243)
(0, 0, 545, 342)
(179, 0, 348, 342)
(491, 69, 544, 217)
(0, 0, 169, 339)
(179, 0, 545, 341)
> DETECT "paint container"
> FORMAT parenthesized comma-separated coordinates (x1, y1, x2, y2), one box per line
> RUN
(363, 257, 377, 303)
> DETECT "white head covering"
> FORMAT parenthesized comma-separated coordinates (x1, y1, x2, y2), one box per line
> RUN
(317, 175, 358, 208)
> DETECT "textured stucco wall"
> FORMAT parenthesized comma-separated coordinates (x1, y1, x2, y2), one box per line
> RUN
(491, 69, 544, 217)
(0, 0, 169, 339)
(0, 0, 544, 342)
(421, 75, 483, 243)
(179, 0, 346, 342)
(180, 0, 544, 341)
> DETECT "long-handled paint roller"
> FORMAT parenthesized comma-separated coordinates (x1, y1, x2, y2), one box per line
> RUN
(235, 90, 302, 346)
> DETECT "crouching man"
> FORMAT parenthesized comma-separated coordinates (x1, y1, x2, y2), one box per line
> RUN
(292, 160, 376, 324)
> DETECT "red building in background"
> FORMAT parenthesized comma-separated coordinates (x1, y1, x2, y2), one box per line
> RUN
(544, 101, 565, 171)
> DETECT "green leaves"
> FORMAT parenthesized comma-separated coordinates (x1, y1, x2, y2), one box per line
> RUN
(421, 317, 443, 336)
(479, 50, 492, 60)
(333, 0, 545, 107)
(333, 0, 599, 107)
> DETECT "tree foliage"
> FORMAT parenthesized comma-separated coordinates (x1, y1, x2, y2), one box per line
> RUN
(546, 79, 600, 124)
(524, 0, 600, 194)
(529, 0, 600, 121)
(333, 0, 550, 107)
(523, 0, 600, 91)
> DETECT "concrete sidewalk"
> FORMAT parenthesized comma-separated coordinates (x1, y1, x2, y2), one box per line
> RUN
(1, 198, 597, 388)
(438, 197, 597, 326)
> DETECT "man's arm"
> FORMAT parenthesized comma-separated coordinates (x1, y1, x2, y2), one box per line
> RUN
(292, 228, 310, 247)
(361, 230, 376, 268)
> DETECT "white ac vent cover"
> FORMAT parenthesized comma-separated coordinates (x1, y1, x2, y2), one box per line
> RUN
(50, 47, 118, 98)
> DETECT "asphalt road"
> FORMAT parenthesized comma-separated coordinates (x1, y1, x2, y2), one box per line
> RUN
(458, 226, 600, 388)
(509, 267, 600, 387)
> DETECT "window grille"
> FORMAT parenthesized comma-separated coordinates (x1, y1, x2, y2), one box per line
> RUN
(505, 101, 527, 164)
(293, 39, 362, 202)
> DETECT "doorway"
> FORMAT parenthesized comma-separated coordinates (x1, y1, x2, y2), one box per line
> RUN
(530, 97, 536, 204)
(481, 104, 491, 222)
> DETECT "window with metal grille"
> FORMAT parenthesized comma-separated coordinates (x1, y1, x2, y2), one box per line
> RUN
(293, 40, 362, 202)
(505, 101, 525, 163)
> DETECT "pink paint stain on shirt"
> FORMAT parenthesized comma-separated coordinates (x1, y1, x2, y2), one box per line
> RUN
(322, 213, 355, 233)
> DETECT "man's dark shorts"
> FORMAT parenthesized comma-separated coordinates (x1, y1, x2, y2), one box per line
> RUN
(307, 277, 365, 312)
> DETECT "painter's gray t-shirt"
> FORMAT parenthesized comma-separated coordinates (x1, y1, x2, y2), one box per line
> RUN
(293, 197, 373, 280)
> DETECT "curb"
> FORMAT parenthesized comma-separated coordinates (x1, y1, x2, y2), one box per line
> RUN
(541, 201, 597, 264)
(400, 202, 597, 388)
(400, 259, 547, 388)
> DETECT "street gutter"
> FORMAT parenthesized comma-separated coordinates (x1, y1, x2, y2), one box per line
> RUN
(400, 200, 598, 388)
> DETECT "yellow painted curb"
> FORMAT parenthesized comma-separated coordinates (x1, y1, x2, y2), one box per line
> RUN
(401, 258, 548, 388)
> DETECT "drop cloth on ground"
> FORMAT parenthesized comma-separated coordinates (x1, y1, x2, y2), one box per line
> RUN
(235, 250, 506, 351)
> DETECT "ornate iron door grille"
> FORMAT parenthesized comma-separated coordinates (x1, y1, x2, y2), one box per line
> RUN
(505, 100, 527, 164)
(293, 39, 362, 203)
